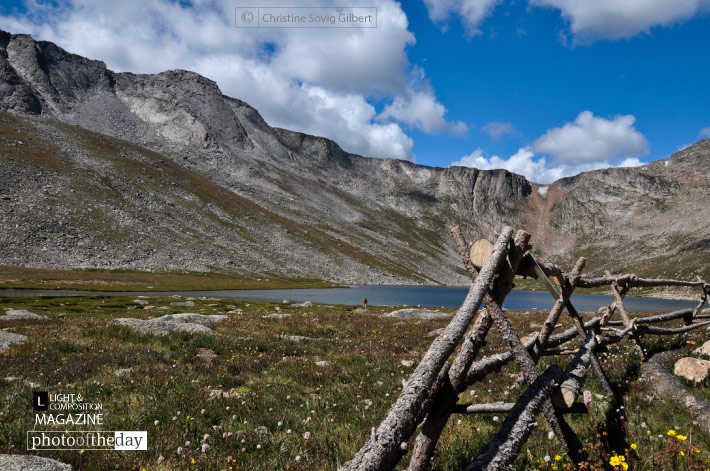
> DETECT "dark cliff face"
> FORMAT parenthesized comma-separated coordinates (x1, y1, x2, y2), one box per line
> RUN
(0, 30, 708, 282)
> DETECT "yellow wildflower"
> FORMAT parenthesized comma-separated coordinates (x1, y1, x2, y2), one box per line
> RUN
(676, 434, 688, 441)
(680, 451, 685, 456)
(667, 429, 677, 437)
(630, 443, 637, 450)
(555, 455, 562, 461)
(610, 456, 622, 467)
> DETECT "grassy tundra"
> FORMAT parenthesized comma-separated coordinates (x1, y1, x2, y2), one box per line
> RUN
(1, 296, 709, 470)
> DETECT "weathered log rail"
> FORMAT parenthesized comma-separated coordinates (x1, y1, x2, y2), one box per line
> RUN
(341, 226, 709, 471)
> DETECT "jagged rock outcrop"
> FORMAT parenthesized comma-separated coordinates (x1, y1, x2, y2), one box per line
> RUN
(0, 30, 708, 284)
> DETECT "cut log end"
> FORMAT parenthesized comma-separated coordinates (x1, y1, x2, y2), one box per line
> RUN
(470, 239, 494, 269)
(551, 386, 578, 409)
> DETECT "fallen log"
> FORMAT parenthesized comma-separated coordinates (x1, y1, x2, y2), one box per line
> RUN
(610, 282, 646, 359)
(341, 227, 513, 471)
(464, 317, 603, 387)
(485, 265, 585, 462)
(406, 230, 529, 471)
(465, 365, 563, 471)
(454, 401, 587, 415)
(635, 320, 710, 336)
(551, 332, 597, 409)
(641, 351, 710, 433)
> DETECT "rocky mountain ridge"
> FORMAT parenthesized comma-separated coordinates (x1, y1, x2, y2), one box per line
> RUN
(1, 30, 708, 284)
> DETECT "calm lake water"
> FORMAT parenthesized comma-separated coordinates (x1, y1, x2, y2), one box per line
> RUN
(0, 285, 697, 312)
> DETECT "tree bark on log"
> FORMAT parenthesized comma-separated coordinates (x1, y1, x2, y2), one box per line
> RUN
(341, 227, 513, 471)
(451, 226, 478, 280)
(641, 351, 710, 433)
(465, 365, 563, 471)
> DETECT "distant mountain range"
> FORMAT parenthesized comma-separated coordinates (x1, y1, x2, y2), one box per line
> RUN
(1, 30, 708, 284)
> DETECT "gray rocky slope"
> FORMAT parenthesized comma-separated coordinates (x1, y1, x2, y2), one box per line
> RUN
(0, 30, 708, 284)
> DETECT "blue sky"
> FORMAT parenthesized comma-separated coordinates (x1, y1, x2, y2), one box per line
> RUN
(1, 0, 709, 182)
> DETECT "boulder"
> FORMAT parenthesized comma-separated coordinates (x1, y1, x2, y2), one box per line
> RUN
(694, 340, 710, 357)
(0, 309, 47, 321)
(150, 313, 227, 325)
(133, 299, 149, 305)
(112, 318, 215, 336)
(384, 309, 450, 321)
(111, 313, 226, 336)
(0, 455, 72, 471)
(427, 328, 446, 338)
(171, 301, 196, 307)
(673, 357, 710, 383)
(0, 330, 28, 352)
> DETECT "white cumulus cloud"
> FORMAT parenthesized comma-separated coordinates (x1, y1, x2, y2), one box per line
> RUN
(0, 0, 462, 161)
(531, 0, 710, 41)
(423, 0, 501, 35)
(482, 121, 517, 140)
(379, 90, 468, 135)
(532, 111, 649, 162)
(451, 111, 650, 183)
(452, 147, 554, 181)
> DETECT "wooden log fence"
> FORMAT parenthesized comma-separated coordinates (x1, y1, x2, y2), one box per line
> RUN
(341, 226, 709, 471)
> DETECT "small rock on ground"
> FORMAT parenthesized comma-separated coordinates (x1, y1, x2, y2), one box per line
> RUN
(171, 301, 196, 307)
(279, 334, 312, 342)
(384, 309, 450, 321)
(427, 328, 446, 337)
(0, 455, 72, 471)
(262, 313, 292, 319)
(291, 301, 312, 307)
(197, 348, 218, 364)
